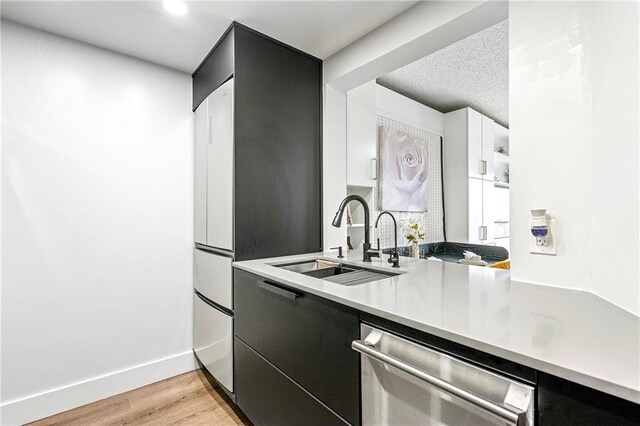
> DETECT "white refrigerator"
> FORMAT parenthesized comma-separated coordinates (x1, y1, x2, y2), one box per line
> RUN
(192, 78, 234, 393)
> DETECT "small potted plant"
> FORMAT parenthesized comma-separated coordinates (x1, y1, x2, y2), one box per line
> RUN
(404, 220, 425, 259)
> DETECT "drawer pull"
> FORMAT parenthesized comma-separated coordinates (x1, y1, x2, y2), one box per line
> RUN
(259, 281, 301, 300)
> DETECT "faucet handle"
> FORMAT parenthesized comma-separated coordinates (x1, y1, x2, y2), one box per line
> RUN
(388, 250, 400, 268)
(329, 246, 343, 258)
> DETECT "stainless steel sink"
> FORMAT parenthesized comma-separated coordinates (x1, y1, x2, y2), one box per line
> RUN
(276, 259, 343, 274)
(274, 259, 400, 286)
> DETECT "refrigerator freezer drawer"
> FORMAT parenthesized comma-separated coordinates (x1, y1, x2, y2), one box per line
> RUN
(194, 248, 232, 311)
(194, 292, 234, 392)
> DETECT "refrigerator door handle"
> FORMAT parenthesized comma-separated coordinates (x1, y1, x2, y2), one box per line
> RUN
(194, 291, 233, 316)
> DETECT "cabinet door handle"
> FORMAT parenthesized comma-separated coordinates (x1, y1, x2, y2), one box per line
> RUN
(479, 226, 488, 241)
(480, 160, 487, 175)
(258, 281, 301, 300)
(371, 158, 377, 180)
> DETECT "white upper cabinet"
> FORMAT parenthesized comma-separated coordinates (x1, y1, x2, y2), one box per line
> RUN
(444, 107, 497, 245)
(481, 114, 495, 181)
(346, 82, 445, 188)
(194, 78, 234, 251)
(463, 108, 494, 181)
(346, 81, 377, 187)
(466, 108, 483, 179)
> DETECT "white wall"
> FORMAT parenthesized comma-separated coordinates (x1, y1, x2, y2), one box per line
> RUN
(322, 84, 348, 250)
(509, 2, 639, 315)
(1, 21, 195, 424)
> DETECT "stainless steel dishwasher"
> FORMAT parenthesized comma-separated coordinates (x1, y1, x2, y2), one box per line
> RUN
(353, 324, 535, 426)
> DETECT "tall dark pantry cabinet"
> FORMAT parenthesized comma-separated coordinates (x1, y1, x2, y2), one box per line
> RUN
(191, 22, 322, 401)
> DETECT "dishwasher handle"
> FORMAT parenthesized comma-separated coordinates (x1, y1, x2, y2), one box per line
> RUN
(352, 340, 527, 426)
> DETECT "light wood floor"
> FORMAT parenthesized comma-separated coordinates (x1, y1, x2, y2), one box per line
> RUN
(29, 369, 251, 426)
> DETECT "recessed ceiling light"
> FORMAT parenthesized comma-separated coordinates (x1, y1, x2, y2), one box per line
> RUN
(163, 0, 188, 16)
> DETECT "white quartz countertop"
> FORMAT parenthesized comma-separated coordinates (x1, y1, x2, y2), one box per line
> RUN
(234, 251, 640, 404)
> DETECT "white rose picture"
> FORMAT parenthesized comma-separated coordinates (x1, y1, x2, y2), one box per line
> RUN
(379, 126, 429, 212)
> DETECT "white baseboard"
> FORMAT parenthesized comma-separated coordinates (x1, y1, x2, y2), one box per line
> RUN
(0, 350, 197, 425)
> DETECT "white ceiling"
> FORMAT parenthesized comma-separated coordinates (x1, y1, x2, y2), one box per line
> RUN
(377, 19, 509, 127)
(0, 1, 417, 73)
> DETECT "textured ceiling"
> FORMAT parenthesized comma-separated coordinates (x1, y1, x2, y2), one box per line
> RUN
(377, 19, 509, 127)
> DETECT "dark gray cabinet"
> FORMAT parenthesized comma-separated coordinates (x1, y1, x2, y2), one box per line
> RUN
(234, 268, 360, 425)
(192, 28, 234, 111)
(192, 22, 322, 261)
(538, 372, 640, 426)
(235, 338, 348, 426)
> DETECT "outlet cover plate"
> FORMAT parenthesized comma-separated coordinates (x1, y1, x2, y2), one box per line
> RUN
(529, 218, 557, 255)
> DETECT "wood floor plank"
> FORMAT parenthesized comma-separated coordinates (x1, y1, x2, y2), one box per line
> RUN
(29, 395, 132, 426)
(28, 370, 251, 426)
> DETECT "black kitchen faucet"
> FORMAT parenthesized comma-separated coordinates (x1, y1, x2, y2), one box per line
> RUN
(375, 211, 400, 267)
(332, 195, 375, 262)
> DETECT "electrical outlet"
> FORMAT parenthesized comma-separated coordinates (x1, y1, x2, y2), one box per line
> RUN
(536, 235, 550, 246)
(530, 218, 557, 255)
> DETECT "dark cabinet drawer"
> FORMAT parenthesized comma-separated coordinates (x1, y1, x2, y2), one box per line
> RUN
(235, 338, 347, 426)
(234, 268, 360, 425)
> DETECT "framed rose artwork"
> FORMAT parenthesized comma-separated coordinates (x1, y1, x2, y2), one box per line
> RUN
(379, 126, 429, 212)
